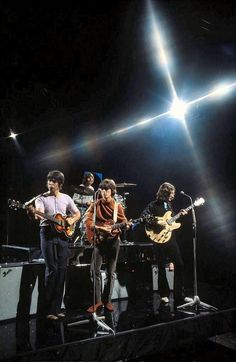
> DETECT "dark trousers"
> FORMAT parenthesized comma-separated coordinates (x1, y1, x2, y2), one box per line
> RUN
(154, 239, 185, 301)
(91, 237, 120, 303)
(40, 227, 68, 315)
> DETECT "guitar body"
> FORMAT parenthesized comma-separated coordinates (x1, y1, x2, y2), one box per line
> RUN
(53, 213, 76, 238)
(145, 211, 181, 244)
(86, 219, 122, 244)
(7, 200, 76, 239)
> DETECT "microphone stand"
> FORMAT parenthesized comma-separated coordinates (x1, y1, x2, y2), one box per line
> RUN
(90, 190, 115, 335)
(121, 192, 131, 245)
(74, 195, 87, 246)
(24, 192, 49, 206)
(177, 192, 218, 313)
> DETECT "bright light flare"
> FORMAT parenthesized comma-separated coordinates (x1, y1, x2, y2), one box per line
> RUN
(170, 99, 188, 120)
(212, 83, 233, 97)
(148, 1, 178, 100)
(188, 81, 236, 106)
(9, 130, 18, 140)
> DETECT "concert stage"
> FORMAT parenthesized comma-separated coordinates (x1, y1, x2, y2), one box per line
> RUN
(0, 244, 236, 361)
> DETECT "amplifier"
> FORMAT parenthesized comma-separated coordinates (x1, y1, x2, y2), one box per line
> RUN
(0, 263, 45, 321)
(101, 271, 130, 300)
(1, 245, 41, 263)
(152, 264, 174, 291)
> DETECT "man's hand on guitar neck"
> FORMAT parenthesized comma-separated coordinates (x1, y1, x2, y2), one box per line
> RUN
(27, 205, 44, 220)
(66, 211, 81, 226)
(126, 219, 133, 229)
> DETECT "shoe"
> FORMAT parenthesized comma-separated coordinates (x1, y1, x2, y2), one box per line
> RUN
(86, 302, 103, 313)
(57, 313, 65, 318)
(161, 297, 169, 303)
(105, 302, 114, 312)
(184, 297, 194, 303)
(46, 314, 58, 320)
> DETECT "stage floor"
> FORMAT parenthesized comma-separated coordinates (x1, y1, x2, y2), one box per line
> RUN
(0, 282, 236, 361)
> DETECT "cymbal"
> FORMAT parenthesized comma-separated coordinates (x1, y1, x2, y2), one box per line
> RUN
(116, 182, 137, 188)
(73, 185, 94, 196)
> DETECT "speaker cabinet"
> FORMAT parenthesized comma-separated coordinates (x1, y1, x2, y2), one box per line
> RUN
(0, 263, 45, 321)
(152, 264, 174, 291)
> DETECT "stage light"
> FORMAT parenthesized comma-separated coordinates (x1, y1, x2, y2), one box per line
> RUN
(9, 130, 17, 140)
(170, 99, 188, 120)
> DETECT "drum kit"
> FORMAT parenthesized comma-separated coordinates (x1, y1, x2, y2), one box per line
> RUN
(73, 182, 137, 245)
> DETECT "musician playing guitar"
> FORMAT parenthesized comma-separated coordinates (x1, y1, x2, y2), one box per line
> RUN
(31, 170, 80, 321)
(85, 178, 129, 313)
(141, 182, 192, 306)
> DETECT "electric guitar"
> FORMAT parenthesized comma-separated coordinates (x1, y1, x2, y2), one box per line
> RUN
(145, 197, 205, 244)
(86, 216, 152, 244)
(8, 199, 76, 238)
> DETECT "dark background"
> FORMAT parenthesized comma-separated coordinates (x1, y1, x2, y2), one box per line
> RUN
(0, 1, 235, 287)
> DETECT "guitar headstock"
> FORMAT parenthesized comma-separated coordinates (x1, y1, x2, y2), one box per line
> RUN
(194, 197, 205, 207)
(8, 199, 25, 211)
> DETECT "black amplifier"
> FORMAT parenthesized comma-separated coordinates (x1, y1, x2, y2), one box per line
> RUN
(1, 245, 42, 263)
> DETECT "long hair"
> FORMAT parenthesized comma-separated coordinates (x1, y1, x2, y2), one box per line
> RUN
(156, 182, 175, 201)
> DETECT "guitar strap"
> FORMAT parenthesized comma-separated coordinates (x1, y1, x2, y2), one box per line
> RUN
(113, 202, 118, 223)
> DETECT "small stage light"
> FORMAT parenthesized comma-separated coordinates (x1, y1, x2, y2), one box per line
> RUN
(9, 130, 17, 140)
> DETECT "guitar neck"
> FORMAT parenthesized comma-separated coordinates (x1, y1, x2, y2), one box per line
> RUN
(171, 204, 194, 223)
(34, 210, 63, 226)
(111, 221, 126, 231)
(111, 216, 148, 230)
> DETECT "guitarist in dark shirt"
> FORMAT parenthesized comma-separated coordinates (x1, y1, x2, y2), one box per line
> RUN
(141, 182, 191, 305)
(85, 178, 129, 313)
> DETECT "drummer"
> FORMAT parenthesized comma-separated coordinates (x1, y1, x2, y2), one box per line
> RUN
(72, 172, 95, 215)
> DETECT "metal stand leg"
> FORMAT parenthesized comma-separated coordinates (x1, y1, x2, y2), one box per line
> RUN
(177, 295, 218, 312)
(91, 312, 115, 335)
(178, 193, 218, 313)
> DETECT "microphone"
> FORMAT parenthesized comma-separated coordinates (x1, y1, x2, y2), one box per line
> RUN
(95, 188, 103, 197)
(180, 190, 192, 201)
